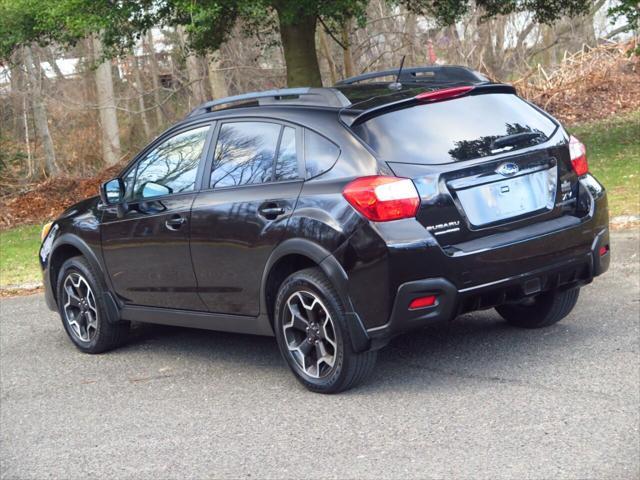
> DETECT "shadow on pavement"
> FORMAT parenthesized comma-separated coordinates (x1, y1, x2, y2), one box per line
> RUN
(114, 307, 591, 393)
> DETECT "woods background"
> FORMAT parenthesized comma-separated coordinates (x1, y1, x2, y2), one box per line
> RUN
(0, 0, 637, 227)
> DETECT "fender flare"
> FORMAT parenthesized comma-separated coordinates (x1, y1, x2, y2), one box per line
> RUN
(49, 233, 121, 324)
(260, 238, 371, 352)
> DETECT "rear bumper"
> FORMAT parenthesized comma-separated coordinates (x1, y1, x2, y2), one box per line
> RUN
(367, 228, 609, 346)
(342, 176, 610, 349)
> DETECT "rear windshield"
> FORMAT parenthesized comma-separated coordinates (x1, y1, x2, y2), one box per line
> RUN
(353, 93, 557, 164)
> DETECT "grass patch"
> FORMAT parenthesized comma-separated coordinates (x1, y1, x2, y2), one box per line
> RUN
(0, 224, 42, 288)
(569, 110, 639, 217)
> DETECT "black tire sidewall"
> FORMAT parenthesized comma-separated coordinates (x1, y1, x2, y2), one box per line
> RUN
(496, 287, 579, 328)
(274, 270, 350, 392)
(56, 257, 108, 352)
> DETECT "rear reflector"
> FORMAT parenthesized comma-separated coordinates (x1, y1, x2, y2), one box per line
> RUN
(599, 245, 609, 256)
(569, 135, 588, 176)
(343, 176, 420, 222)
(415, 86, 474, 102)
(409, 295, 437, 310)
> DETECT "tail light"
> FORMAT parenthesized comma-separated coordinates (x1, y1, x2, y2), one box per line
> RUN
(569, 135, 588, 176)
(342, 176, 420, 222)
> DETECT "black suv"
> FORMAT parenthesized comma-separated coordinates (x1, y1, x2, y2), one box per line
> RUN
(40, 66, 610, 393)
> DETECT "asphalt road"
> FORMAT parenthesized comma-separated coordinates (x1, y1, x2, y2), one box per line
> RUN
(1, 231, 639, 480)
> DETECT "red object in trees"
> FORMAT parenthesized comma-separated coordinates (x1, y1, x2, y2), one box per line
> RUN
(427, 40, 437, 64)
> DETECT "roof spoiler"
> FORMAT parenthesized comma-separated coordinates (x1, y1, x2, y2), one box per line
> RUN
(336, 66, 489, 86)
(342, 83, 517, 127)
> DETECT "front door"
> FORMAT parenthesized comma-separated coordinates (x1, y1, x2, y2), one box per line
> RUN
(101, 124, 212, 310)
(190, 120, 303, 315)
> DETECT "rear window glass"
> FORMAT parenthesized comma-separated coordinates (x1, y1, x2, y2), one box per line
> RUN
(353, 93, 557, 164)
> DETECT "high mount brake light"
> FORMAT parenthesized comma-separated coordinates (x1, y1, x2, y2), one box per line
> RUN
(342, 176, 420, 222)
(415, 86, 474, 102)
(569, 135, 588, 176)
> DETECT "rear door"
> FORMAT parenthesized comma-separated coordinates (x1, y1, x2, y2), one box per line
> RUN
(101, 124, 212, 310)
(352, 92, 578, 246)
(190, 119, 303, 315)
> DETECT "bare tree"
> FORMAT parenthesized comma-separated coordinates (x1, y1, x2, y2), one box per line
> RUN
(23, 45, 58, 178)
(92, 35, 121, 166)
(131, 54, 152, 139)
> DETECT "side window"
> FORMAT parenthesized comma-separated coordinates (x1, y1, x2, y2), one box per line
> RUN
(122, 165, 137, 200)
(210, 122, 280, 188)
(132, 125, 209, 199)
(274, 126, 298, 181)
(304, 129, 340, 178)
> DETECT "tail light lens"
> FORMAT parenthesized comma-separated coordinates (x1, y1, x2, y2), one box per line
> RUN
(343, 176, 420, 222)
(569, 135, 588, 176)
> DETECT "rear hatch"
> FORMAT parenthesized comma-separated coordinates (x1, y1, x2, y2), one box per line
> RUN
(350, 90, 580, 246)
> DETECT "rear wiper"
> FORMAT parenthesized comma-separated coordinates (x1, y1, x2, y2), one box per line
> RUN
(491, 132, 544, 151)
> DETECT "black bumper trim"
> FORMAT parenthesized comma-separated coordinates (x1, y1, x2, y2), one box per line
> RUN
(367, 230, 608, 348)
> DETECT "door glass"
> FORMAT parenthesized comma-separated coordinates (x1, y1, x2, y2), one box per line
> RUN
(132, 125, 210, 199)
(210, 122, 280, 188)
(275, 126, 298, 181)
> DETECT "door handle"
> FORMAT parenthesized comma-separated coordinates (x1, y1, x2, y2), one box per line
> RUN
(165, 215, 186, 231)
(258, 203, 286, 220)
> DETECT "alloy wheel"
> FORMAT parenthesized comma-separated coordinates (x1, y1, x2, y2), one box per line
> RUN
(62, 272, 98, 342)
(282, 290, 338, 379)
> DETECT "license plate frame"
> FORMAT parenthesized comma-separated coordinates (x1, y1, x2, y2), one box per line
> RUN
(455, 167, 557, 227)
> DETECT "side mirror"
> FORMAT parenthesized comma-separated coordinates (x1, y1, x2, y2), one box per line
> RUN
(100, 178, 125, 205)
(141, 181, 172, 199)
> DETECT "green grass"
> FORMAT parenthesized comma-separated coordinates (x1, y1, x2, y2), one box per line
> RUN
(570, 110, 640, 217)
(0, 224, 42, 288)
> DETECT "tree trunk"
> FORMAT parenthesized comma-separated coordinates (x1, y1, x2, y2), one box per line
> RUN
(44, 46, 65, 80)
(23, 45, 58, 179)
(341, 19, 355, 78)
(278, 11, 322, 87)
(405, 13, 419, 66)
(318, 27, 338, 85)
(92, 36, 121, 166)
(145, 31, 164, 129)
(9, 51, 25, 139)
(178, 27, 207, 106)
(132, 55, 152, 139)
(206, 51, 228, 99)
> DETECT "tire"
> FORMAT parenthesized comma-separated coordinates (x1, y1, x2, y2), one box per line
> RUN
(56, 256, 129, 353)
(496, 288, 580, 329)
(274, 267, 377, 394)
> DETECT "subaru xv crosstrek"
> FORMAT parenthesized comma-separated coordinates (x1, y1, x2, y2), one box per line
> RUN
(40, 66, 610, 393)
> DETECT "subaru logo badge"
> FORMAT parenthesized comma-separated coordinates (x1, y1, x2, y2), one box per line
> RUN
(496, 162, 519, 177)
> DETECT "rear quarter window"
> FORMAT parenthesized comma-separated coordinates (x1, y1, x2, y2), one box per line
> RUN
(304, 129, 340, 178)
(353, 93, 557, 164)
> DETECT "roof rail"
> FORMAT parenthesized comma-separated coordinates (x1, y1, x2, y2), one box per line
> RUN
(187, 87, 351, 117)
(335, 66, 489, 86)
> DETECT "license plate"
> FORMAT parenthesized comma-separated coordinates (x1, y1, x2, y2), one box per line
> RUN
(456, 168, 556, 226)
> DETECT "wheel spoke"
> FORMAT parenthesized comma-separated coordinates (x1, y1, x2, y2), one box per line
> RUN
(289, 338, 313, 356)
(85, 311, 98, 332)
(320, 317, 337, 349)
(315, 341, 335, 370)
(64, 283, 81, 308)
(285, 302, 309, 332)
